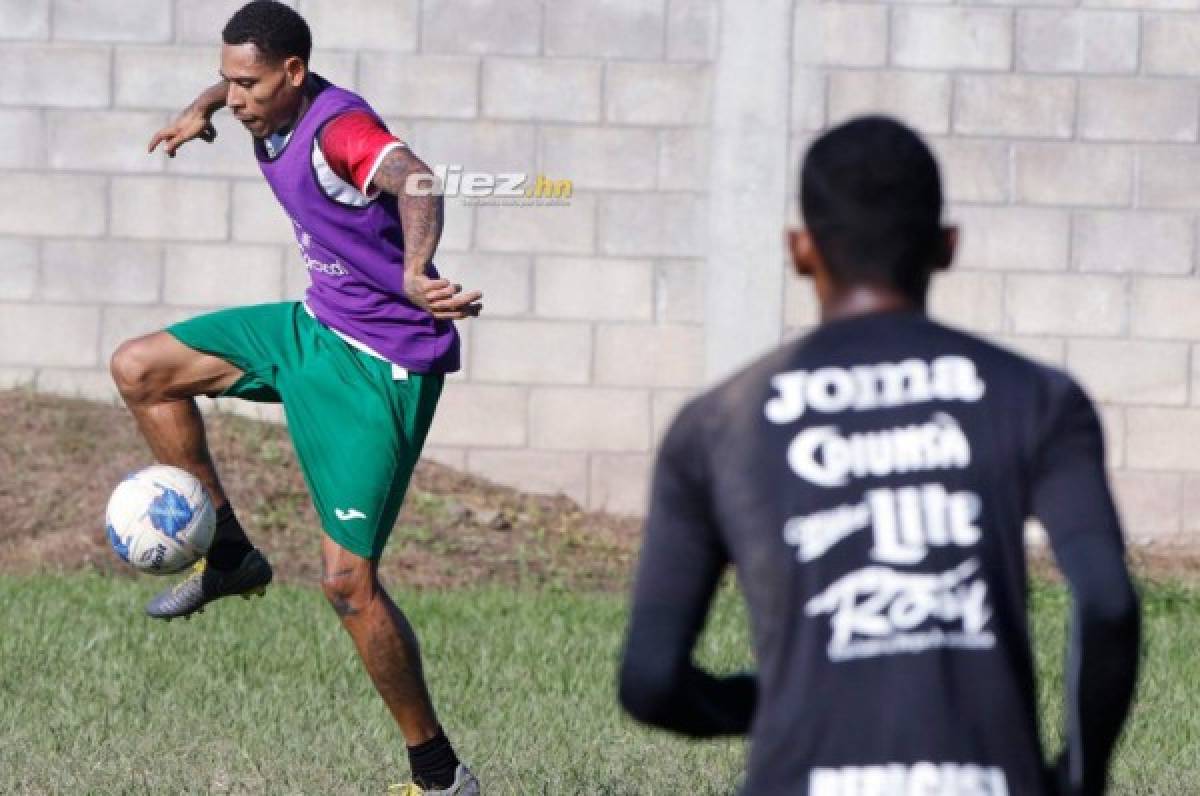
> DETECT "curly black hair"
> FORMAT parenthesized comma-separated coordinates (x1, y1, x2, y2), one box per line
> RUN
(223, 1, 312, 64)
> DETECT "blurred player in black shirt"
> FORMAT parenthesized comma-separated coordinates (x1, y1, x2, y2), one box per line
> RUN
(619, 117, 1140, 796)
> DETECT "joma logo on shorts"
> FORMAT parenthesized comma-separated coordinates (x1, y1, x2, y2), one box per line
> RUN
(335, 508, 367, 522)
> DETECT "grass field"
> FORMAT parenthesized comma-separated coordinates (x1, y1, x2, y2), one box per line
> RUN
(1, 575, 1197, 795)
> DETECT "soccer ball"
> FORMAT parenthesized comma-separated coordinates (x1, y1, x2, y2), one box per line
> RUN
(105, 465, 216, 575)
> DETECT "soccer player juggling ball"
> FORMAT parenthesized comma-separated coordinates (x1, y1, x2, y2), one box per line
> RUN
(110, 3, 480, 793)
(619, 117, 1141, 796)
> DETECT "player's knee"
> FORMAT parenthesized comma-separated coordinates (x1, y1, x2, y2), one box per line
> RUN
(320, 562, 375, 618)
(109, 337, 160, 403)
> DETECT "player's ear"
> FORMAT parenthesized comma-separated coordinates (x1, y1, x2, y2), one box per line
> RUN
(789, 227, 819, 279)
(284, 56, 307, 88)
(932, 225, 958, 272)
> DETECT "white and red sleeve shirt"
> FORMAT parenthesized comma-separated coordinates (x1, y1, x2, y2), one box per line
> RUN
(312, 111, 407, 206)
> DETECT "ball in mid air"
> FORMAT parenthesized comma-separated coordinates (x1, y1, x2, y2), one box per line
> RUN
(105, 465, 215, 575)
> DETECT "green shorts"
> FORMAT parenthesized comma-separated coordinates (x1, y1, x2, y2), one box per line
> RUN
(168, 302, 443, 560)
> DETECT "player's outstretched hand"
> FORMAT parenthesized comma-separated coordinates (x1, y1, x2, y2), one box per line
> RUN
(147, 112, 217, 158)
(405, 273, 483, 320)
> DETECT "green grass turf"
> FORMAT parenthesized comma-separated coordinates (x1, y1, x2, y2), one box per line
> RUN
(0, 575, 1195, 795)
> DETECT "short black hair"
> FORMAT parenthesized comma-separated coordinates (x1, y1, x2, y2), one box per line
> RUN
(223, 1, 312, 64)
(800, 116, 943, 299)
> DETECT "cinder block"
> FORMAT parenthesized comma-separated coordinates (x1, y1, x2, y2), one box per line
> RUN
(530, 387, 651, 452)
(1079, 79, 1199, 142)
(535, 257, 653, 321)
(0, 0, 49, 40)
(1143, 14, 1200, 76)
(589, 453, 651, 515)
(434, 252, 531, 317)
(175, 0, 277, 44)
(1007, 274, 1125, 336)
(1128, 408, 1200, 470)
(436, 198, 473, 254)
(0, 173, 106, 238)
(284, 248, 310, 300)
(1016, 10, 1138, 74)
(466, 449, 588, 504)
(114, 47, 217, 109)
(791, 68, 826, 133)
(892, 7, 1013, 71)
(400, 120, 537, 176)
(828, 71, 951, 136)
(1068, 339, 1190, 405)
(0, 110, 44, 168)
(42, 240, 162, 304)
(594, 323, 704, 388)
(952, 206, 1069, 272)
(796, 2, 888, 68)
(482, 58, 602, 123)
(652, 388, 693, 441)
(540, 127, 657, 192)
(1098, 405, 1124, 468)
(783, 274, 819, 331)
(53, 0, 170, 42)
(0, 239, 38, 301)
(0, 303, 99, 367)
(656, 259, 703, 323)
(0, 44, 109, 107)
(470, 319, 591, 385)
(48, 110, 168, 173)
(420, 0, 541, 55)
(1131, 278, 1200, 339)
(995, 335, 1065, 367)
(931, 139, 1011, 204)
(309, 50, 358, 90)
(99, 304, 199, 361)
(1111, 471, 1182, 540)
(358, 54, 478, 119)
(606, 63, 710, 126)
(0, 367, 35, 388)
(1014, 144, 1133, 206)
(231, 180, 295, 244)
(929, 270, 1005, 334)
(545, 0, 665, 59)
(35, 368, 120, 402)
(163, 244, 283, 306)
(954, 75, 1075, 139)
(667, 0, 717, 61)
(296, 0, 417, 51)
(421, 446, 466, 471)
(111, 177, 230, 241)
(1073, 212, 1193, 275)
(1138, 146, 1200, 210)
(164, 112, 263, 179)
(598, 193, 706, 258)
(475, 194, 596, 254)
(1181, 475, 1200, 536)
(425, 383, 527, 447)
(658, 129, 710, 191)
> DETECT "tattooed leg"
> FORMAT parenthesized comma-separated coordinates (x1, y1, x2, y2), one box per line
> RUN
(320, 535, 440, 745)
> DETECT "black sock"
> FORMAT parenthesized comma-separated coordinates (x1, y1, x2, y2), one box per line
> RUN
(407, 728, 460, 790)
(206, 503, 253, 570)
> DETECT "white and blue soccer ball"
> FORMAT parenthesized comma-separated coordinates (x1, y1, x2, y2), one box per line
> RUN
(105, 465, 216, 575)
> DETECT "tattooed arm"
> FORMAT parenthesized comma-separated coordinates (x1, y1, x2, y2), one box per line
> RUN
(370, 146, 482, 320)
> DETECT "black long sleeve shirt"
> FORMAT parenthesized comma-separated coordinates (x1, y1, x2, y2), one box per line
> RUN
(620, 311, 1140, 796)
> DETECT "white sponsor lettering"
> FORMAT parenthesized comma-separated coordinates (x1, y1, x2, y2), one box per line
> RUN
(809, 762, 1009, 796)
(784, 485, 981, 565)
(788, 413, 970, 488)
(805, 558, 994, 662)
(766, 357, 986, 425)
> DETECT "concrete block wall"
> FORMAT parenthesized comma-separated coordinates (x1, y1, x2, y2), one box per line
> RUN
(0, 0, 714, 516)
(792, 0, 1200, 542)
(2, 0, 1198, 536)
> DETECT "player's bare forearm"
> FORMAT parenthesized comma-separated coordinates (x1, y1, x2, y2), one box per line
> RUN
(373, 147, 482, 320)
(189, 79, 230, 118)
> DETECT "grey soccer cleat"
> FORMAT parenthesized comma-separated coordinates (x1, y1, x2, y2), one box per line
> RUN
(387, 765, 481, 796)
(145, 549, 273, 620)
